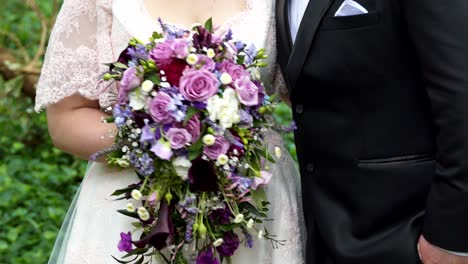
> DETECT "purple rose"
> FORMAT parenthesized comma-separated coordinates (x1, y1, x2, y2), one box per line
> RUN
(149, 40, 175, 65)
(149, 92, 174, 124)
(196, 248, 220, 264)
(171, 39, 189, 58)
(217, 232, 240, 257)
(179, 69, 219, 102)
(119, 67, 142, 103)
(189, 157, 218, 193)
(204, 136, 230, 160)
(217, 60, 249, 81)
(117, 232, 133, 252)
(234, 77, 259, 106)
(166, 128, 192, 149)
(197, 55, 216, 71)
(185, 114, 201, 143)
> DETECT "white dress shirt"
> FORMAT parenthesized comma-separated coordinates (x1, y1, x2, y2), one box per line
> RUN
(287, 0, 468, 257)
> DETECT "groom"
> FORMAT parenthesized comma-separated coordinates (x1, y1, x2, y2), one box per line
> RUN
(276, 0, 468, 263)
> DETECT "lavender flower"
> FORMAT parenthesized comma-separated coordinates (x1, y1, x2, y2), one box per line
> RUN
(128, 44, 149, 60)
(242, 228, 254, 248)
(167, 92, 188, 122)
(243, 43, 258, 65)
(136, 153, 155, 176)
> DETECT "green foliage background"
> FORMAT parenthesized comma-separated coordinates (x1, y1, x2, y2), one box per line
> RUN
(0, 1, 295, 263)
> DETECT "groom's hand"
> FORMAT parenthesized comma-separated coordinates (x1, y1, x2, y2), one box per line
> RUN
(418, 235, 468, 264)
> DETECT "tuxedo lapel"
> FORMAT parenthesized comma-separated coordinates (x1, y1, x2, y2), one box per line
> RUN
(286, 0, 333, 91)
(276, 0, 293, 74)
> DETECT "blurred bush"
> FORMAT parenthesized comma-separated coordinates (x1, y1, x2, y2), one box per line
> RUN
(0, 1, 296, 263)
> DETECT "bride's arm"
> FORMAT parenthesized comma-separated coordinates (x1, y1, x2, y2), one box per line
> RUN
(47, 94, 116, 161)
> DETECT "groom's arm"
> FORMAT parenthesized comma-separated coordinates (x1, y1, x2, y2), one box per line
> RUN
(400, 0, 468, 252)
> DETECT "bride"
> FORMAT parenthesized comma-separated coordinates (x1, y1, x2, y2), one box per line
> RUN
(35, 0, 304, 263)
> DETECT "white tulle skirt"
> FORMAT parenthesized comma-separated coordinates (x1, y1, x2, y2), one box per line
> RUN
(48, 131, 305, 264)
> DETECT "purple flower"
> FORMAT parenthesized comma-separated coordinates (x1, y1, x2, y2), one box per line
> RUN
(149, 40, 175, 66)
(244, 43, 258, 65)
(119, 67, 142, 103)
(242, 228, 254, 248)
(188, 157, 218, 193)
(167, 92, 187, 122)
(193, 26, 216, 50)
(234, 76, 259, 106)
(252, 171, 273, 190)
(179, 69, 219, 102)
(203, 136, 230, 160)
(134, 201, 174, 250)
(184, 114, 201, 143)
(166, 128, 192, 149)
(209, 207, 232, 225)
(217, 60, 249, 81)
(135, 153, 155, 176)
(113, 104, 132, 128)
(217, 232, 240, 257)
(239, 109, 253, 125)
(149, 92, 174, 124)
(128, 44, 149, 60)
(118, 232, 133, 252)
(197, 55, 216, 71)
(151, 139, 173, 160)
(140, 121, 158, 144)
(171, 39, 189, 58)
(196, 248, 220, 264)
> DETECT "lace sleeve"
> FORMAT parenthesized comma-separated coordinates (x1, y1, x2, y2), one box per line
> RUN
(35, 0, 114, 112)
(271, 66, 289, 96)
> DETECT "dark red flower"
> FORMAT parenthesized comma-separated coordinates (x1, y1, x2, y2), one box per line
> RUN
(188, 157, 218, 193)
(159, 59, 187, 86)
(133, 201, 174, 250)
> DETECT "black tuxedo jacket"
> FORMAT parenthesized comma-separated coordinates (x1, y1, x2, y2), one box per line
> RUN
(276, 0, 468, 263)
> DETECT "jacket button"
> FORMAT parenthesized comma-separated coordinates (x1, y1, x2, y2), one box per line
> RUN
(306, 163, 315, 173)
(295, 104, 304, 114)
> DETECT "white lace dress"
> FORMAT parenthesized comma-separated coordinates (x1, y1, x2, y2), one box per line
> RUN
(35, 0, 304, 263)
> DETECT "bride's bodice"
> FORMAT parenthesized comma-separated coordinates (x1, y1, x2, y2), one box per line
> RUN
(35, 0, 278, 112)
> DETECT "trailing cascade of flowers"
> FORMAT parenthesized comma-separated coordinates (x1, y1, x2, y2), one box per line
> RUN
(94, 18, 289, 264)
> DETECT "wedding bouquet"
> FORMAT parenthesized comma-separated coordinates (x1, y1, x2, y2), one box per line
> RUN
(94, 19, 286, 264)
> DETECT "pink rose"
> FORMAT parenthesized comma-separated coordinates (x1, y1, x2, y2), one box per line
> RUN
(171, 39, 189, 58)
(252, 171, 273, 190)
(184, 115, 201, 143)
(149, 92, 174, 124)
(217, 60, 249, 81)
(234, 76, 259, 106)
(166, 128, 192, 149)
(203, 136, 230, 160)
(179, 69, 219, 102)
(149, 40, 174, 65)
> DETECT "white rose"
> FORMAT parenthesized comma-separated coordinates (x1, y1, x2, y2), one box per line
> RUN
(131, 190, 143, 201)
(203, 134, 216, 146)
(172, 156, 192, 180)
(217, 154, 229, 165)
(141, 80, 154, 93)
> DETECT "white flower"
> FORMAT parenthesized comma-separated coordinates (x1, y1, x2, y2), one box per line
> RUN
(129, 90, 146, 111)
(217, 154, 229, 165)
(213, 238, 224, 247)
(186, 54, 198, 65)
(141, 80, 154, 93)
(137, 207, 150, 221)
(207, 48, 216, 58)
(247, 219, 254, 229)
(275, 147, 282, 159)
(206, 88, 241, 129)
(234, 214, 244, 224)
(203, 134, 216, 146)
(131, 190, 143, 201)
(258, 230, 264, 240)
(126, 203, 136, 212)
(220, 73, 233, 85)
(117, 159, 130, 168)
(172, 156, 192, 180)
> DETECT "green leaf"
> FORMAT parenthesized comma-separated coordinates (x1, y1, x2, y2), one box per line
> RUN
(117, 209, 140, 219)
(112, 255, 138, 264)
(204, 17, 213, 32)
(111, 186, 134, 196)
(188, 137, 204, 161)
(113, 62, 129, 69)
(147, 73, 162, 86)
(251, 189, 267, 209)
(122, 248, 150, 258)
